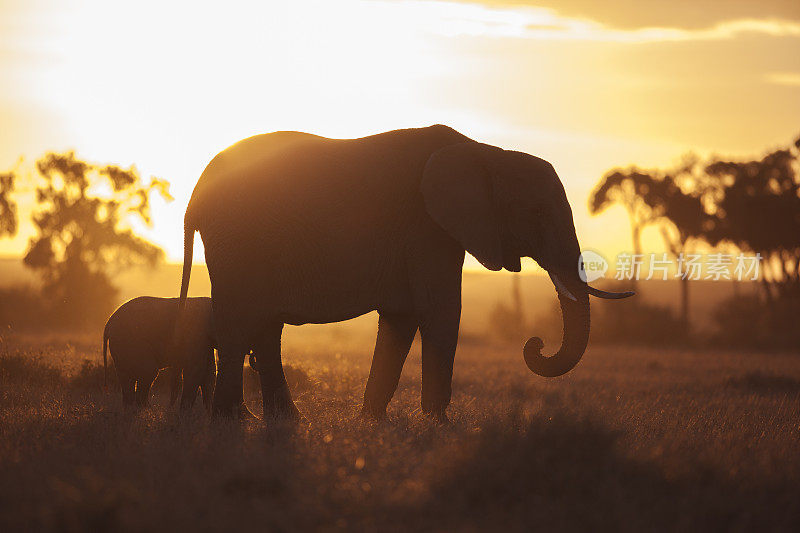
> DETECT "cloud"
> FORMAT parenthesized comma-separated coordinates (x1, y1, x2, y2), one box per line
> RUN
(403, 1, 800, 42)
(764, 72, 800, 86)
(463, 0, 800, 31)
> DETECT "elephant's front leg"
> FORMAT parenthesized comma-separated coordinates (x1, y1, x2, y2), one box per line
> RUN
(362, 312, 418, 419)
(419, 303, 460, 423)
(254, 322, 300, 421)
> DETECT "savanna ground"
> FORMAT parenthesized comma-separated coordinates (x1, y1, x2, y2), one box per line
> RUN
(1, 327, 799, 532)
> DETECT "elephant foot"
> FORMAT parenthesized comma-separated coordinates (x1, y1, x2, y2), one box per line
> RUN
(212, 403, 241, 419)
(360, 401, 388, 421)
(239, 402, 260, 421)
(262, 399, 302, 422)
(212, 402, 262, 422)
(261, 381, 302, 422)
(422, 407, 450, 425)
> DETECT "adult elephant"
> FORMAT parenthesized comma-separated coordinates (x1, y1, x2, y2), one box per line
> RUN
(178, 125, 632, 421)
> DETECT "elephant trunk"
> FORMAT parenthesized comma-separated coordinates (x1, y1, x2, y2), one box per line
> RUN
(523, 273, 590, 378)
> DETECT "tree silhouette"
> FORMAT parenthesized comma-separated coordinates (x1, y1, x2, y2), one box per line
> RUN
(591, 134, 800, 348)
(703, 138, 800, 299)
(589, 169, 663, 258)
(590, 164, 710, 330)
(23, 152, 172, 325)
(645, 169, 709, 329)
(0, 171, 17, 238)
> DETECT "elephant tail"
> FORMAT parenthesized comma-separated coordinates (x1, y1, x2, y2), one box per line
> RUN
(102, 321, 109, 393)
(178, 219, 194, 313)
(173, 218, 195, 349)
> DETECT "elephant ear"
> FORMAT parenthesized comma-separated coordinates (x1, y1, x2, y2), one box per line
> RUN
(421, 142, 503, 271)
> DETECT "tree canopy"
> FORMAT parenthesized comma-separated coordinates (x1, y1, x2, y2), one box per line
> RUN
(22, 152, 172, 325)
(0, 170, 17, 238)
(702, 142, 800, 296)
(589, 168, 663, 255)
(590, 134, 800, 301)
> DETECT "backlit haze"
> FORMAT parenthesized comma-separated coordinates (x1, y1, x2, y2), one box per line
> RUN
(2, 0, 798, 268)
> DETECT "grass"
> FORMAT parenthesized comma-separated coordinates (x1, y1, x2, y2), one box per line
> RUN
(1, 331, 799, 531)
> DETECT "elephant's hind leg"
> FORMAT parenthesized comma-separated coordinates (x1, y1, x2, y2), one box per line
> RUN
(199, 351, 216, 413)
(167, 368, 183, 407)
(134, 369, 157, 408)
(253, 322, 300, 421)
(180, 367, 201, 411)
(181, 349, 214, 411)
(362, 312, 418, 419)
(121, 377, 136, 408)
(213, 343, 248, 418)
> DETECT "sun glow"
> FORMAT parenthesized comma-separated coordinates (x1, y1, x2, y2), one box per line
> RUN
(1, 0, 798, 265)
(4, 1, 466, 261)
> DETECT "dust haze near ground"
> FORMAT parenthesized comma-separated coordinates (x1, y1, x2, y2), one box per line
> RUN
(0, 257, 760, 337)
(0, 258, 789, 531)
(1, 329, 798, 531)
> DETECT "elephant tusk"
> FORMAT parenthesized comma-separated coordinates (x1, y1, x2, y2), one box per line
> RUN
(586, 285, 635, 299)
(549, 273, 577, 302)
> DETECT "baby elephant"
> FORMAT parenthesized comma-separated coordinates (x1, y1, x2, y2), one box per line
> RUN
(103, 296, 216, 410)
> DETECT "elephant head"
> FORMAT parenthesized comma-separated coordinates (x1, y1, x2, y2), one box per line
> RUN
(422, 141, 633, 377)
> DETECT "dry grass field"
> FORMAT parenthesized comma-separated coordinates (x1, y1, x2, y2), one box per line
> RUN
(1, 328, 799, 532)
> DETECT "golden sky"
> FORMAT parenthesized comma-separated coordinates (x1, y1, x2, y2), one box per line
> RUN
(1, 0, 798, 268)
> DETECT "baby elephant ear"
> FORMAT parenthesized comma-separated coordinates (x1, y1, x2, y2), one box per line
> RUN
(421, 142, 503, 271)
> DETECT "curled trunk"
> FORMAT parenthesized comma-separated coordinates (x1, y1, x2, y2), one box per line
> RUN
(523, 290, 590, 378)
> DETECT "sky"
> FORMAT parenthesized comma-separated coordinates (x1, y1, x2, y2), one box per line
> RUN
(1, 0, 798, 268)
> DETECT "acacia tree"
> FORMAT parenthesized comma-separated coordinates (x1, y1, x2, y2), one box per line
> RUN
(590, 165, 708, 329)
(23, 152, 172, 325)
(644, 172, 708, 329)
(0, 170, 17, 238)
(589, 169, 663, 258)
(702, 138, 800, 300)
(591, 134, 800, 348)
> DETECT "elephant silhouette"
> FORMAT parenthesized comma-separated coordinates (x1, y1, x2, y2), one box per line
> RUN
(177, 125, 632, 421)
